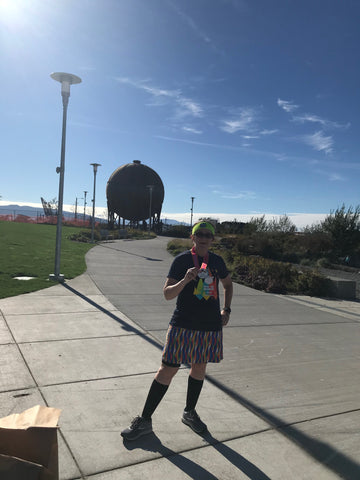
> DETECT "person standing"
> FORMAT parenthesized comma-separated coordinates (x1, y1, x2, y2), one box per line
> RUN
(121, 221, 233, 441)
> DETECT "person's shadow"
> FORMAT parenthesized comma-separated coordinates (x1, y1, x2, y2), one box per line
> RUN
(123, 429, 271, 480)
(201, 430, 271, 480)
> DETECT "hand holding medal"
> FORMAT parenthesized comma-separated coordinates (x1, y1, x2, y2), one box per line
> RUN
(184, 266, 199, 284)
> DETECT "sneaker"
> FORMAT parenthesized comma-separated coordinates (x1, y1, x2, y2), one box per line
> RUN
(182, 409, 207, 434)
(121, 416, 153, 441)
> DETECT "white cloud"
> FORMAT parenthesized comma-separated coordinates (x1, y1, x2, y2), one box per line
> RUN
(277, 98, 299, 113)
(212, 189, 256, 200)
(292, 113, 350, 130)
(221, 107, 258, 133)
(167, 0, 224, 56)
(314, 170, 346, 182)
(142, 84, 180, 98)
(328, 173, 345, 181)
(277, 97, 350, 155)
(176, 97, 203, 118)
(260, 129, 278, 135)
(117, 77, 177, 98)
(223, 192, 256, 200)
(303, 131, 333, 154)
(182, 126, 202, 134)
(168, 1, 211, 44)
(116, 77, 203, 119)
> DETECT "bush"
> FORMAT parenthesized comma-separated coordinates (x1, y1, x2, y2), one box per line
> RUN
(316, 257, 332, 268)
(295, 270, 335, 297)
(167, 238, 192, 256)
(232, 256, 295, 294)
(125, 228, 156, 239)
(162, 225, 191, 238)
(68, 229, 100, 242)
(231, 255, 333, 297)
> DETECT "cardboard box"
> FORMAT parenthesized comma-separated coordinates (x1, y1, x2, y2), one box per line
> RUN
(0, 405, 61, 480)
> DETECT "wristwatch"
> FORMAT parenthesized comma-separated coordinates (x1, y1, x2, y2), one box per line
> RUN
(222, 307, 231, 314)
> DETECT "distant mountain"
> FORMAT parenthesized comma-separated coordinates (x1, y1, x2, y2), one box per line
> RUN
(162, 218, 186, 226)
(0, 204, 184, 225)
(0, 204, 43, 214)
(0, 204, 79, 220)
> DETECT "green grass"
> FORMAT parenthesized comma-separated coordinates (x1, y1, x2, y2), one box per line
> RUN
(0, 221, 94, 299)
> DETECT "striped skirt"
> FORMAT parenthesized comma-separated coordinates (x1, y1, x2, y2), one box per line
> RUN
(162, 325, 223, 365)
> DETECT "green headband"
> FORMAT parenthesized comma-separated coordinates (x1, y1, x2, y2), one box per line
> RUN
(192, 222, 215, 236)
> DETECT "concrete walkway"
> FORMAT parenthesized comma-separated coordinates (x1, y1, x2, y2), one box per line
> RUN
(0, 237, 359, 479)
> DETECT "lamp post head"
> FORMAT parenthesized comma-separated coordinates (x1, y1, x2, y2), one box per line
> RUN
(50, 72, 82, 95)
(90, 163, 101, 174)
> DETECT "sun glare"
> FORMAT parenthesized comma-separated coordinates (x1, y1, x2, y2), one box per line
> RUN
(0, 0, 41, 35)
(0, 0, 29, 26)
(0, 0, 19, 15)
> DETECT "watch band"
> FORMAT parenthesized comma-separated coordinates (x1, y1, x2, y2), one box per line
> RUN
(223, 307, 231, 314)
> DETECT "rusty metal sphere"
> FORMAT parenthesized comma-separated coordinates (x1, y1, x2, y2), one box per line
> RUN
(106, 160, 164, 221)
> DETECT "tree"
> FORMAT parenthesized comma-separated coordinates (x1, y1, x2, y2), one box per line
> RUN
(243, 215, 268, 234)
(217, 220, 246, 234)
(321, 204, 360, 257)
(267, 215, 296, 233)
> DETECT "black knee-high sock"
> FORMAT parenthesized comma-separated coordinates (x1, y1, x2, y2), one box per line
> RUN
(141, 379, 169, 419)
(185, 376, 204, 412)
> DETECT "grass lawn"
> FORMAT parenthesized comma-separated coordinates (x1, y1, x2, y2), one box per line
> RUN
(0, 221, 94, 299)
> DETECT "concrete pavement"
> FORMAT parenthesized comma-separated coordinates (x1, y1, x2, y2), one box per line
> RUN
(0, 236, 359, 479)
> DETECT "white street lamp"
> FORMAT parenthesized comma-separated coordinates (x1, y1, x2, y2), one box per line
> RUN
(83, 190, 88, 222)
(75, 196, 83, 220)
(90, 163, 101, 242)
(49, 72, 81, 282)
(190, 196, 195, 228)
(146, 185, 154, 235)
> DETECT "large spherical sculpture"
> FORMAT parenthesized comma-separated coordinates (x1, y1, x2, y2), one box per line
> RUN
(106, 160, 164, 228)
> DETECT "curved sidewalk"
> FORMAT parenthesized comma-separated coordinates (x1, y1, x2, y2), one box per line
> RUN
(0, 237, 359, 479)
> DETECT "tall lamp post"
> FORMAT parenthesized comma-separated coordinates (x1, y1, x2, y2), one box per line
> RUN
(90, 163, 101, 242)
(190, 196, 195, 228)
(146, 185, 154, 235)
(75, 197, 83, 220)
(49, 72, 81, 282)
(83, 190, 88, 222)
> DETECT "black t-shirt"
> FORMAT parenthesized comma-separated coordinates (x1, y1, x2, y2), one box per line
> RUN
(167, 250, 229, 331)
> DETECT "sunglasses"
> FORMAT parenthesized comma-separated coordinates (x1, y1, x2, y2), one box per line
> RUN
(195, 232, 213, 239)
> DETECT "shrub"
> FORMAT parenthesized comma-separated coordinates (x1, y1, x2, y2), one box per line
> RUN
(231, 255, 333, 297)
(68, 229, 100, 242)
(316, 257, 332, 268)
(167, 238, 192, 256)
(295, 270, 335, 297)
(162, 225, 191, 238)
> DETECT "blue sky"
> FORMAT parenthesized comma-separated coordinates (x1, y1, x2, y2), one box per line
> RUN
(1, 0, 359, 228)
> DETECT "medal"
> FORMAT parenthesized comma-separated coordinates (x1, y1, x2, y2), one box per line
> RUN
(191, 246, 208, 270)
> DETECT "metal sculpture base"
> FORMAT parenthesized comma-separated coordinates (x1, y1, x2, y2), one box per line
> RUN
(49, 274, 65, 283)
